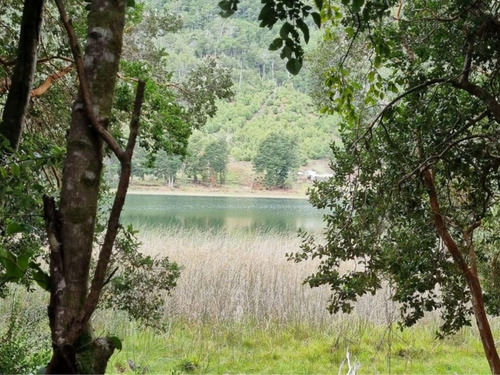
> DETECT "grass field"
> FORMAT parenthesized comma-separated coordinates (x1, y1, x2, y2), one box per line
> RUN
(1, 226, 496, 373)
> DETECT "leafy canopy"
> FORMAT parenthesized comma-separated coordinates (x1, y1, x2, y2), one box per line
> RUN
(288, 0, 500, 337)
(253, 131, 299, 188)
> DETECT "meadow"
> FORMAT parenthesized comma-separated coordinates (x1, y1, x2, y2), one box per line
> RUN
(1, 226, 495, 373)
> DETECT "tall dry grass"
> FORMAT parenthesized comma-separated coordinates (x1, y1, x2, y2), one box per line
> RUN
(136, 226, 395, 327)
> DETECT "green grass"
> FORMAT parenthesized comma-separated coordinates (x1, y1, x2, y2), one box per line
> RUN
(1, 227, 497, 374)
(100, 315, 491, 374)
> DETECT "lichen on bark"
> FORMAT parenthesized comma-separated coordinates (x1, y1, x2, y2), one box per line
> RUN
(46, 0, 128, 372)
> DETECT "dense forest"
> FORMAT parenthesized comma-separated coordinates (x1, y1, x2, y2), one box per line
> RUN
(1, 0, 500, 374)
(106, 0, 339, 189)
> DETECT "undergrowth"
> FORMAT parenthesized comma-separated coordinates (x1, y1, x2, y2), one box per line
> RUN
(0, 227, 496, 373)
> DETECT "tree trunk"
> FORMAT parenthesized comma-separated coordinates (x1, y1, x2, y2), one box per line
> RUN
(210, 168, 215, 187)
(0, 0, 45, 151)
(422, 167, 500, 374)
(46, 0, 127, 372)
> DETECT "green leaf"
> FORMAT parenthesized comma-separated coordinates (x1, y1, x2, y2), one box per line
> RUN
(31, 263, 51, 291)
(6, 222, 28, 235)
(279, 22, 294, 39)
(108, 336, 123, 351)
(296, 19, 310, 44)
(269, 38, 283, 51)
(286, 58, 302, 75)
(126, 0, 135, 8)
(220, 9, 235, 18)
(1, 255, 24, 280)
(11, 163, 20, 177)
(311, 12, 321, 28)
(218, 0, 232, 11)
(280, 45, 292, 59)
(17, 254, 30, 272)
(352, 0, 364, 12)
(314, 0, 323, 10)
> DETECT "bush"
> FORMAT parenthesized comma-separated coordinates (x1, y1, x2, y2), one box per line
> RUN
(0, 293, 51, 374)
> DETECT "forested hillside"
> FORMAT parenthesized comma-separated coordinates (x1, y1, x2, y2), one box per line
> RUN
(129, 0, 338, 186)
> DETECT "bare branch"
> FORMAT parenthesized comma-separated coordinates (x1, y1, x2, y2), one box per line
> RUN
(31, 65, 73, 97)
(0, 55, 74, 67)
(117, 72, 188, 94)
(395, 1, 403, 20)
(103, 267, 119, 287)
(126, 81, 145, 155)
(0, 78, 11, 95)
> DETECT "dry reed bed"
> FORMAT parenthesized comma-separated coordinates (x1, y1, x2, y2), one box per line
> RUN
(138, 227, 395, 327)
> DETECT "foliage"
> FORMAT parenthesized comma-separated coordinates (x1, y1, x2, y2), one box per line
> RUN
(0, 2, 234, 370)
(155, 151, 183, 184)
(253, 131, 299, 188)
(182, 57, 234, 128)
(0, 138, 62, 295)
(184, 132, 209, 183)
(219, 0, 321, 74)
(204, 137, 229, 185)
(182, 133, 229, 185)
(0, 294, 51, 374)
(288, 0, 500, 347)
(100, 225, 181, 329)
(146, 0, 337, 167)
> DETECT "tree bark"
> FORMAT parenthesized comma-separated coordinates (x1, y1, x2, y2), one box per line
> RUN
(422, 167, 500, 374)
(0, 0, 45, 151)
(46, 0, 127, 372)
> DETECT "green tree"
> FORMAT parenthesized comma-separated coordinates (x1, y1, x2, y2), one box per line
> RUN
(185, 131, 208, 183)
(156, 151, 183, 188)
(204, 137, 229, 186)
(283, 0, 500, 372)
(253, 132, 299, 188)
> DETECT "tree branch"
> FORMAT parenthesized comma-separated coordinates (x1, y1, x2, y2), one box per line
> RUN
(31, 65, 73, 97)
(69, 80, 145, 341)
(451, 80, 500, 123)
(0, 55, 74, 67)
(400, 112, 490, 184)
(395, 1, 403, 20)
(0, 78, 11, 95)
(420, 165, 500, 372)
(117, 72, 188, 95)
(53, 0, 126, 161)
(42, 195, 67, 348)
(351, 78, 448, 149)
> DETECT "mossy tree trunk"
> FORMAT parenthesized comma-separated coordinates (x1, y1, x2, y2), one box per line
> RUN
(45, 0, 127, 373)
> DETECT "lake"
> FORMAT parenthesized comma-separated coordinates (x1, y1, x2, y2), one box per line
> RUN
(122, 194, 325, 232)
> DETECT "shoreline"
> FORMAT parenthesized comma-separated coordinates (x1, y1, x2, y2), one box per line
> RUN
(126, 186, 309, 200)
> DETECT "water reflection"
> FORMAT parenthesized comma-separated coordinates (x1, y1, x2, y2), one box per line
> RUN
(122, 194, 324, 233)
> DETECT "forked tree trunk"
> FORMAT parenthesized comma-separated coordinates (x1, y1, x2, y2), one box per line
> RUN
(0, 0, 45, 151)
(46, 0, 127, 372)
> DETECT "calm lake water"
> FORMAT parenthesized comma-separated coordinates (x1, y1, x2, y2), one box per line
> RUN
(122, 194, 325, 232)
